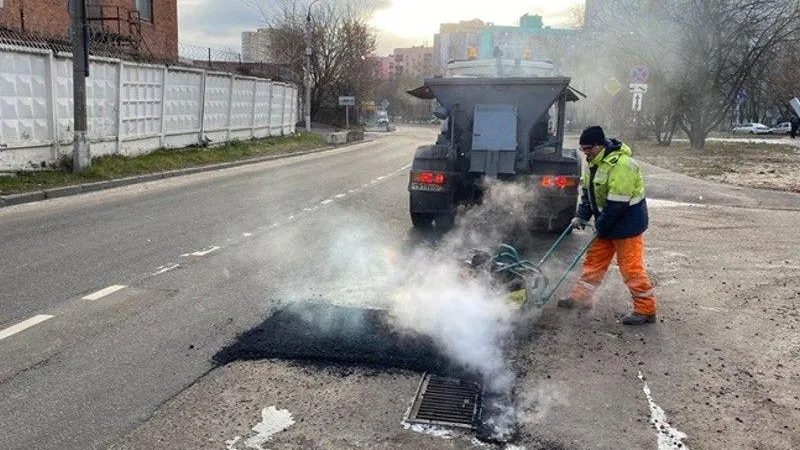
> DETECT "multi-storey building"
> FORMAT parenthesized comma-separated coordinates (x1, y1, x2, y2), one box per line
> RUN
(241, 28, 277, 63)
(392, 45, 434, 79)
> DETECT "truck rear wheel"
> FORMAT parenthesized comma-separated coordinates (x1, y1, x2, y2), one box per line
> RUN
(410, 213, 434, 228)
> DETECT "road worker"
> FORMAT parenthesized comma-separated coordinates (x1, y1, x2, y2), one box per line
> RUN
(558, 126, 657, 325)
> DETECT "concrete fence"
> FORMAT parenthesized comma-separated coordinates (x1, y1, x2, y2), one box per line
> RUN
(0, 44, 299, 171)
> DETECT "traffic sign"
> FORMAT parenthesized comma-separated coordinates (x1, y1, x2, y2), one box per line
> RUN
(631, 65, 650, 84)
(339, 96, 356, 106)
(605, 78, 621, 96)
(632, 92, 643, 111)
(380, 99, 390, 109)
(629, 83, 648, 94)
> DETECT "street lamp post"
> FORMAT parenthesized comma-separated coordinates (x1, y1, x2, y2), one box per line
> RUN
(305, 0, 322, 132)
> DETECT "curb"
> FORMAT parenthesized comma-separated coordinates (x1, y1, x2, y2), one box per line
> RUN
(0, 138, 377, 209)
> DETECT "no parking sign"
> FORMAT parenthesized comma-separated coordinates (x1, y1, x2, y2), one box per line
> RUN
(631, 65, 650, 84)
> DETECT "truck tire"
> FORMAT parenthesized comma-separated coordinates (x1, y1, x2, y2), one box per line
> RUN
(411, 213, 434, 228)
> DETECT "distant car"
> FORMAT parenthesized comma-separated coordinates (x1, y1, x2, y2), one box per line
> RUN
(769, 122, 792, 135)
(731, 122, 770, 134)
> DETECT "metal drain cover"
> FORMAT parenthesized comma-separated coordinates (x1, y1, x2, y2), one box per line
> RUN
(405, 373, 482, 429)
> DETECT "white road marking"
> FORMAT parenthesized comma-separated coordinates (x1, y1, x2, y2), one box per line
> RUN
(153, 264, 180, 275)
(181, 246, 221, 257)
(227, 406, 295, 450)
(699, 306, 729, 313)
(320, 199, 333, 205)
(638, 371, 689, 449)
(0, 315, 54, 341)
(243, 233, 253, 237)
(335, 194, 346, 198)
(82, 285, 127, 300)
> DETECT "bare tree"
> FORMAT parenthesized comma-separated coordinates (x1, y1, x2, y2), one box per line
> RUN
(594, 0, 800, 149)
(239, 0, 380, 126)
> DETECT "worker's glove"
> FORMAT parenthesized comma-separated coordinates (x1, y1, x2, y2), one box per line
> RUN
(570, 217, 588, 230)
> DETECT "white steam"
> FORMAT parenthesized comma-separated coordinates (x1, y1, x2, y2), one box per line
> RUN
(387, 178, 555, 394)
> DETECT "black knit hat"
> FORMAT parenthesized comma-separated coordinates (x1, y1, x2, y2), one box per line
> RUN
(579, 126, 606, 146)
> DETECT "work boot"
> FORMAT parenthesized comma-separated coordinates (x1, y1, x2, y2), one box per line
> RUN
(557, 298, 592, 310)
(620, 312, 657, 325)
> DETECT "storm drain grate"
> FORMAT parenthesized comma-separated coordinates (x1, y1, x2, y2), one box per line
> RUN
(404, 373, 482, 429)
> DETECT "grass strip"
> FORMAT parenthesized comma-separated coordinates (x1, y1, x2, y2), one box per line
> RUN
(0, 133, 326, 195)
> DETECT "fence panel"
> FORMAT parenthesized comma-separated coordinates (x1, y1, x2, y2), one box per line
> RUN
(230, 77, 256, 140)
(0, 50, 50, 146)
(0, 45, 298, 171)
(270, 83, 285, 137)
(163, 68, 204, 148)
(253, 81, 272, 138)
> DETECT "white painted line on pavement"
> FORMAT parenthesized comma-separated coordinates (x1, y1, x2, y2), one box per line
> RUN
(226, 406, 295, 450)
(243, 233, 253, 237)
(699, 306, 729, 313)
(0, 315, 54, 341)
(638, 371, 689, 449)
(181, 246, 221, 257)
(335, 194, 346, 198)
(320, 199, 333, 205)
(83, 285, 127, 300)
(153, 264, 180, 275)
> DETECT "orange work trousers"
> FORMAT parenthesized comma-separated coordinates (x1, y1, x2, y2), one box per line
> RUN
(569, 234, 657, 315)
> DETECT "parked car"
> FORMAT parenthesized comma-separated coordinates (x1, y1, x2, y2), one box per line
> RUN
(769, 122, 792, 135)
(731, 122, 771, 134)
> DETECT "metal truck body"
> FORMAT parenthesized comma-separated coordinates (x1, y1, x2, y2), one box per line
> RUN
(407, 73, 582, 231)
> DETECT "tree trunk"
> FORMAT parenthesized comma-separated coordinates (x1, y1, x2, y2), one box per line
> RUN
(689, 128, 706, 150)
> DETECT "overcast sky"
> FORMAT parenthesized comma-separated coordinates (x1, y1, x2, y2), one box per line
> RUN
(178, 0, 583, 55)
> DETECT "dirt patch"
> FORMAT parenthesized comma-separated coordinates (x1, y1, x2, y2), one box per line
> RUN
(633, 140, 800, 193)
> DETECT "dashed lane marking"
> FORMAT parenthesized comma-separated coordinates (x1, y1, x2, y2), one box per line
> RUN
(181, 246, 221, 257)
(0, 315, 54, 341)
(153, 264, 180, 275)
(82, 285, 127, 300)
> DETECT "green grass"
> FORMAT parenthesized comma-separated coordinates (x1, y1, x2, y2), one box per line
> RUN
(0, 133, 326, 195)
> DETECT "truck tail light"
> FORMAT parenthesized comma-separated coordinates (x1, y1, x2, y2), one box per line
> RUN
(540, 175, 578, 189)
(412, 171, 446, 185)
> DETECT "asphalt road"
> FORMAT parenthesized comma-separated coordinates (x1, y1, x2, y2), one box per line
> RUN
(1, 127, 799, 450)
(0, 129, 426, 450)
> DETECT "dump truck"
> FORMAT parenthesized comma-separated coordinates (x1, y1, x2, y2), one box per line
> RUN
(406, 61, 583, 231)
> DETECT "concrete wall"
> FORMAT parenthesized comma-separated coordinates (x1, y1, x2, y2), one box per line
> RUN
(0, 44, 299, 171)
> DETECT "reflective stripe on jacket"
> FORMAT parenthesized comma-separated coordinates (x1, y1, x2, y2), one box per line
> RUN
(577, 139, 649, 239)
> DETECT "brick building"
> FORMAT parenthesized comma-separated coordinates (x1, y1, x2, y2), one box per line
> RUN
(0, 0, 178, 61)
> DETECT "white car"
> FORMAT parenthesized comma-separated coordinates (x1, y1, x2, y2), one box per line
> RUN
(769, 122, 792, 135)
(731, 122, 770, 134)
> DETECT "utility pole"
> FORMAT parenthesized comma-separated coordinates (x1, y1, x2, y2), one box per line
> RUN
(305, 0, 321, 133)
(71, 0, 90, 171)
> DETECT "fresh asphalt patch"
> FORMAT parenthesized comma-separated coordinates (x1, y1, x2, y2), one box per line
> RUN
(213, 301, 467, 377)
